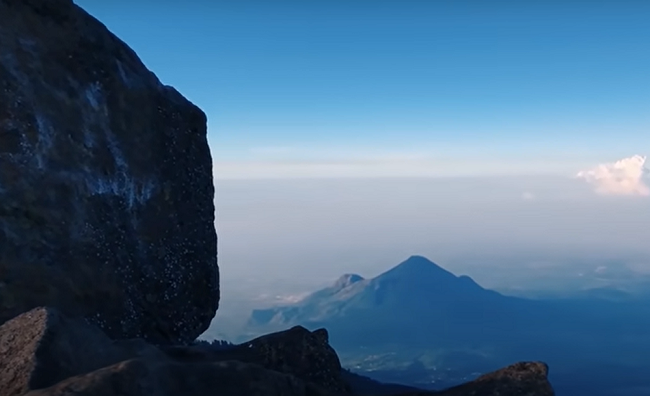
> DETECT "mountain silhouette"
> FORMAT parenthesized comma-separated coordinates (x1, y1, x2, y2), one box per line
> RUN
(245, 255, 650, 395)
(248, 255, 524, 348)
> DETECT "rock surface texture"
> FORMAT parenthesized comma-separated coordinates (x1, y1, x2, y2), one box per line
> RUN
(25, 359, 336, 396)
(0, 0, 218, 344)
(0, 307, 165, 396)
(241, 326, 349, 394)
(2, 310, 338, 396)
(159, 326, 350, 394)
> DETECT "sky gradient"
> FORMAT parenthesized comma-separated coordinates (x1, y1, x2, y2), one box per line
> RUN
(71, 2, 650, 337)
(75, 0, 650, 178)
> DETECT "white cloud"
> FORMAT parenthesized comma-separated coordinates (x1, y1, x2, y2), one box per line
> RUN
(274, 294, 309, 304)
(521, 191, 536, 200)
(251, 293, 309, 305)
(576, 155, 650, 196)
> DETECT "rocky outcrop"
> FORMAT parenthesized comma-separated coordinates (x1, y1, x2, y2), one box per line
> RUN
(241, 326, 349, 394)
(0, 308, 555, 396)
(0, 307, 164, 396)
(396, 362, 554, 396)
(434, 362, 554, 396)
(159, 326, 349, 394)
(25, 359, 335, 396)
(1, 309, 338, 396)
(341, 370, 421, 396)
(0, 0, 218, 344)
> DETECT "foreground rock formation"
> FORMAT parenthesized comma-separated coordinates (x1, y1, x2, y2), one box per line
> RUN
(0, 308, 343, 396)
(0, 308, 555, 396)
(0, 307, 165, 396)
(0, 0, 218, 344)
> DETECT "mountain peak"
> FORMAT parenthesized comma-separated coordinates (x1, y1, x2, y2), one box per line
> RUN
(395, 255, 447, 272)
(379, 255, 456, 280)
(334, 274, 364, 289)
(403, 255, 434, 266)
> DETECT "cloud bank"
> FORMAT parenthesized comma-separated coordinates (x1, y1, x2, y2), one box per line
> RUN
(576, 155, 650, 196)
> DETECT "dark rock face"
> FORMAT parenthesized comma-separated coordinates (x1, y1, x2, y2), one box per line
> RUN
(25, 359, 336, 396)
(341, 370, 421, 396)
(159, 326, 350, 394)
(239, 326, 350, 394)
(0, 307, 165, 396)
(0, 0, 218, 344)
(2, 309, 337, 396)
(435, 362, 554, 396)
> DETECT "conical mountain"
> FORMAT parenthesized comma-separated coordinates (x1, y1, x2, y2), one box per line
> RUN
(380, 255, 456, 280)
(245, 256, 650, 394)
(247, 255, 506, 335)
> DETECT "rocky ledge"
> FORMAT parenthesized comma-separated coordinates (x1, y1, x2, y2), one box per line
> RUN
(0, 307, 555, 396)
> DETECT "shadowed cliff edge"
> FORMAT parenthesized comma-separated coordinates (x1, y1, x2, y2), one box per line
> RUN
(0, 0, 554, 395)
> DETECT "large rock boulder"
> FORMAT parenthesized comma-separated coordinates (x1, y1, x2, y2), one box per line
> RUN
(0, 0, 218, 344)
(1, 308, 336, 396)
(160, 326, 350, 394)
(0, 307, 165, 396)
(240, 326, 350, 394)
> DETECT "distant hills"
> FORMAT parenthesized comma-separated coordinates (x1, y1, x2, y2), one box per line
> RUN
(250, 256, 510, 341)
(248, 255, 556, 350)
(244, 255, 650, 396)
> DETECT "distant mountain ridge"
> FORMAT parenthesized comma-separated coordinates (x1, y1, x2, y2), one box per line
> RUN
(249, 255, 508, 334)
(245, 255, 650, 396)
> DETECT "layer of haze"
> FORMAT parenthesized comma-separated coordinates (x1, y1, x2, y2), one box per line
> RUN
(69, 1, 650, 338)
(209, 174, 650, 337)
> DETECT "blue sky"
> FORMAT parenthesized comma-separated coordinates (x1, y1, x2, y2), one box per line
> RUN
(76, 1, 650, 177)
(72, 2, 650, 334)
